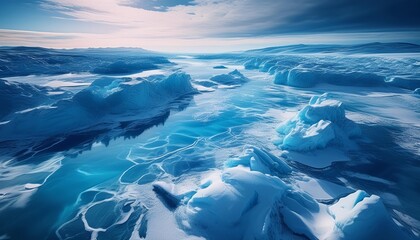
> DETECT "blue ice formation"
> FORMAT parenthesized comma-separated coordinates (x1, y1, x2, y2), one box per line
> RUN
(328, 190, 405, 240)
(210, 69, 249, 86)
(274, 68, 385, 88)
(175, 147, 406, 240)
(179, 166, 288, 239)
(240, 49, 420, 90)
(91, 60, 158, 75)
(0, 73, 197, 140)
(177, 148, 291, 239)
(276, 93, 360, 151)
(385, 77, 420, 90)
(213, 65, 228, 69)
(0, 47, 170, 77)
(225, 147, 292, 175)
(0, 79, 70, 119)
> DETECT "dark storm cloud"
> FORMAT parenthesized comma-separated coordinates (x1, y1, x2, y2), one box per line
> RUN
(266, 0, 420, 34)
(1, 0, 419, 49)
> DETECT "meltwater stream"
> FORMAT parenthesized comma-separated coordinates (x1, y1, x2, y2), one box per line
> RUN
(0, 54, 419, 239)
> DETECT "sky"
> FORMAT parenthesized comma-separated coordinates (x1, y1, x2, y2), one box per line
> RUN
(0, 0, 419, 52)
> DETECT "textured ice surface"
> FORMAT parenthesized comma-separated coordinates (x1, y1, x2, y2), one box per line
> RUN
(178, 166, 288, 239)
(210, 69, 248, 86)
(274, 68, 386, 88)
(176, 148, 407, 240)
(0, 79, 71, 119)
(0, 44, 419, 240)
(0, 72, 196, 141)
(276, 93, 360, 151)
(0, 72, 197, 163)
(239, 44, 420, 90)
(0, 47, 170, 77)
(328, 190, 406, 239)
(212, 65, 228, 69)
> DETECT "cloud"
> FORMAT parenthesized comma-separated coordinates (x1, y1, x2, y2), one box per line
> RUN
(1, 0, 419, 51)
(282, 0, 420, 33)
(39, 0, 420, 38)
(1, 28, 419, 53)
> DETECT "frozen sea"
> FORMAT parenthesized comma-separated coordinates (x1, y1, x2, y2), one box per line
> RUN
(0, 44, 419, 239)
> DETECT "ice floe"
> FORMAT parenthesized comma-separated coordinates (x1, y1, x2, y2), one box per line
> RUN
(276, 93, 360, 151)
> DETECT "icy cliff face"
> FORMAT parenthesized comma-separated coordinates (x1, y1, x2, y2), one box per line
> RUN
(276, 93, 360, 151)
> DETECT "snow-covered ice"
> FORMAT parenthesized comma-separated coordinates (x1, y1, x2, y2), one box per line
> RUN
(276, 93, 360, 151)
(0, 44, 419, 239)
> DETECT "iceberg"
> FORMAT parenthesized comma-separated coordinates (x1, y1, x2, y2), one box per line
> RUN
(209, 69, 249, 86)
(212, 65, 228, 69)
(177, 147, 291, 239)
(177, 166, 288, 240)
(328, 190, 407, 239)
(175, 147, 408, 240)
(240, 48, 419, 91)
(0, 79, 70, 120)
(276, 93, 360, 151)
(243, 58, 264, 70)
(194, 69, 249, 91)
(274, 68, 385, 88)
(0, 73, 197, 140)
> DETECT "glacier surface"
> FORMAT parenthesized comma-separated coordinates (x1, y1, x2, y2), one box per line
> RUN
(0, 44, 419, 240)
